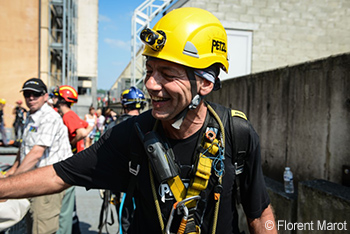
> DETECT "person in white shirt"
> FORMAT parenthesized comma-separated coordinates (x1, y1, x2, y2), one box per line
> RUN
(6, 78, 72, 234)
(84, 106, 97, 148)
(96, 108, 105, 137)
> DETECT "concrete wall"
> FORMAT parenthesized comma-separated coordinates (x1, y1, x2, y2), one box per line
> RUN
(265, 177, 297, 234)
(77, 0, 98, 77)
(264, 177, 350, 234)
(183, 0, 350, 74)
(76, 0, 99, 118)
(207, 53, 350, 185)
(297, 180, 350, 234)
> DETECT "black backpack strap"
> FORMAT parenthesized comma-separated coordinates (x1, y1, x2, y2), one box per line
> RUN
(230, 110, 250, 204)
(124, 114, 155, 207)
(124, 126, 142, 208)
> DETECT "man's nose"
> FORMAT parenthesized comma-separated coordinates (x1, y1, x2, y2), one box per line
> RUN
(145, 72, 162, 90)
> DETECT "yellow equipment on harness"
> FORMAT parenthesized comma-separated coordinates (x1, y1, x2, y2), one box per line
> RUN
(148, 103, 226, 234)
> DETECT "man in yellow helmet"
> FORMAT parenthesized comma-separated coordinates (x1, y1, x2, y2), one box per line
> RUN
(0, 8, 276, 233)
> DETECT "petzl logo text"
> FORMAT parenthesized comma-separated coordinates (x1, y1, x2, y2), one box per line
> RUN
(211, 39, 226, 53)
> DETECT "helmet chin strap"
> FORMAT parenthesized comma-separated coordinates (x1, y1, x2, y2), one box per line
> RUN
(171, 67, 202, 129)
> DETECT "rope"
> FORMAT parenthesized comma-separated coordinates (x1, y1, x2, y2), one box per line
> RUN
(206, 102, 225, 234)
(149, 159, 165, 232)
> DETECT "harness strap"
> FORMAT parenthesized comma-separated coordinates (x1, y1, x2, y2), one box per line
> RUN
(129, 103, 229, 233)
(231, 110, 249, 204)
(185, 139, 219, 208)
(124, 151, 141, 207)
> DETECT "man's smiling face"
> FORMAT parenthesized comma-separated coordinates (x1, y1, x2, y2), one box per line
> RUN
(144, 59, 192, 122)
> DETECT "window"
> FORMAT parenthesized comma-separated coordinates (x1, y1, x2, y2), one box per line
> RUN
(220, 29, 252, 81)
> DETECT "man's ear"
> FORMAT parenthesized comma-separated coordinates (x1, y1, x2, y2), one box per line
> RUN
(197, 77, 214, 96)
(44, 93, 49, 102)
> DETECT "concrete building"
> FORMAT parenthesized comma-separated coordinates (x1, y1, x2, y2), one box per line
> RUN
(0, 0, 98, 138)
(0, 0, 42, 135)
(75, 0, 99, 118)
(112, 0, 349, 99)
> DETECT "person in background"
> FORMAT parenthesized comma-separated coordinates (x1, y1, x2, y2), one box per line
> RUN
(5, 78, 72, 234)
(103, 108, 117, 129)
(0, 98, 8, 146)
(12, 100, 27, 144)
(95, 108, 105, 142)
(84, 106, 97, 148)
(107, 86, 147, 234)
(107, 87, 147, 129)
(51, 85, 93, 234)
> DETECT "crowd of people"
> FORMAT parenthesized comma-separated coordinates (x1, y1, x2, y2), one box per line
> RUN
(0, 91, 113, 150)
(0, 98, 26, 147)
(0, 79, 128, 234)
(1, 7, 277, 234)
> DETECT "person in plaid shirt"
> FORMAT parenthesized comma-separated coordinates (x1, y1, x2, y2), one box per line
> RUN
(6, 78, 72, 234)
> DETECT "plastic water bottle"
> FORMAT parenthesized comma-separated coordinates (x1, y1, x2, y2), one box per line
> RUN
(283, 167, 294, 193)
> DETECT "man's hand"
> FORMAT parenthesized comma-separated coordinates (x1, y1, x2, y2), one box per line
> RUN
(247, 204, 277, 233)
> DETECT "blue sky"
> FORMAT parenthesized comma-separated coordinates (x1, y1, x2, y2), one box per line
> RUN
(97, 0, 152, 90)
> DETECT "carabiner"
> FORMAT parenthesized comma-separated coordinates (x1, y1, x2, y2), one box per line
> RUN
(165, 195, 201, 234)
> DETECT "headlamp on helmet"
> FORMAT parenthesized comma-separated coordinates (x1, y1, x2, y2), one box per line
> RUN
(140, 28, 166, 52)
(141, 7, 229, 73)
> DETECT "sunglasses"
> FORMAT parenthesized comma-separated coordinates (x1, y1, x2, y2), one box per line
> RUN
(23, 91, 44, 98)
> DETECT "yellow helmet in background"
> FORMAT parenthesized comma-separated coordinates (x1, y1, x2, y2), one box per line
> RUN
(141, 7, 229, 73)
(0, 98, 6, 104)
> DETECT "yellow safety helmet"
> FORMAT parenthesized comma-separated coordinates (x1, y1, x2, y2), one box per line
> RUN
(0, 98, 6, 104)
(141, 7, 229, 73)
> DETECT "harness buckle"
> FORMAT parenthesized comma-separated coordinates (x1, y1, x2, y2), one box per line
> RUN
(234, 151, 246, 175)
(129, 161, 140, 176)
(234, 162, 244, 175)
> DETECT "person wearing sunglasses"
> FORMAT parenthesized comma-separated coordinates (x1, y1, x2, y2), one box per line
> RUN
(5, 78, 73, 234)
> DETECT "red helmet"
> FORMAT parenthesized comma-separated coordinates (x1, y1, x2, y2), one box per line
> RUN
(53, 85, 78, 103)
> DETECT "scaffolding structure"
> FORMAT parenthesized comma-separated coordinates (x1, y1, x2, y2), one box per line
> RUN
(130, 0, 174, 87)
(48, 0, 78, 89)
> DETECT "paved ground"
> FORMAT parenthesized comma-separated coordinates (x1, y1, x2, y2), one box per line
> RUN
(0, 154, 119, 234)
(76, 186, 119, 234)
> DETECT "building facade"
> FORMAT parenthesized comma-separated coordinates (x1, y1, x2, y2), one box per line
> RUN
(113, 0, 349, 99)
(75, 0, 99, 118)
(0, 0, 98, 136)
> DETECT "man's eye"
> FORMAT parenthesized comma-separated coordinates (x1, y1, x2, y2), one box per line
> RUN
(163, 73, 176, 79)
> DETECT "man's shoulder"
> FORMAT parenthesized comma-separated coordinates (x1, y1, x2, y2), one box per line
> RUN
(135, 109, 154, 122)
(63, 110, 79, 119)
(207, 101, 230, 113)
(115, 110, 154, 132)
(63, 110, 86, 127)
(38, 103, 61, 120)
